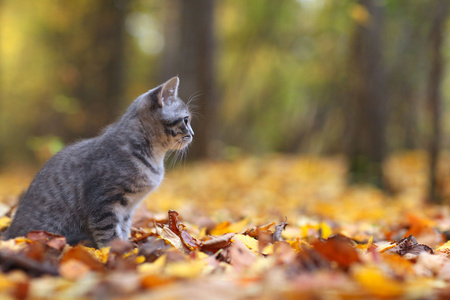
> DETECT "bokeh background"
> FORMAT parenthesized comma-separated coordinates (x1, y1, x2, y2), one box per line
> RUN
(0, 0, 449, 201)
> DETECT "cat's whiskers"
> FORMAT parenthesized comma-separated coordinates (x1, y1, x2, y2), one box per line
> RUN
(186, 92, 203, 120)
(187, 91, 202, 107)
(166, 139, 185, 168)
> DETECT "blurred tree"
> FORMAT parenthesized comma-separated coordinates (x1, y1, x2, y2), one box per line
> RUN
(53, 0, 127, 139)
(347, 0, 386, 187)
(427, 0, 448, 204)
(384, 1, 430, 150)
(162, 0, 217, 159)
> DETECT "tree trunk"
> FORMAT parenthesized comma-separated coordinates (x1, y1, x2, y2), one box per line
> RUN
(347, 0, 386, 188)
(167, 0, 217, 160)
(427, 0, 448, 204)
(59, 1, 127, 139)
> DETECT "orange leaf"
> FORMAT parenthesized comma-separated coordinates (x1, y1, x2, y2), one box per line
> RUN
(60, 246, 105, 272)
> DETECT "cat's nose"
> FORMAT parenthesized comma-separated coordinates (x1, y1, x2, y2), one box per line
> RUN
(188, 124, 194, 136)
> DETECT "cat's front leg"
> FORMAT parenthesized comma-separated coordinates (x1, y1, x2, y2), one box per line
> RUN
(88, 210, 119, 248)
(119, 213, 133, 240)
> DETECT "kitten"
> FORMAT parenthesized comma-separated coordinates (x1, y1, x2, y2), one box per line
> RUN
(4, 77, 193, 248)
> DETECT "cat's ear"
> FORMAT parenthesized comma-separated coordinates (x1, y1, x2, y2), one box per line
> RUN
(157, 77, 179, 108)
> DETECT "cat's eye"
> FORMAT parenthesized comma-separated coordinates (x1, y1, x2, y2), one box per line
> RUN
(183, 117, 189, 125)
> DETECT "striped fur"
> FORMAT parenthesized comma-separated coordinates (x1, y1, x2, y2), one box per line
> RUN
(5, 77, 193, 248)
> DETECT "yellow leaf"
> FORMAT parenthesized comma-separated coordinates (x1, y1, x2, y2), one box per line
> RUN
(377, 242, 396, 253)
(81, 246, 110, 264)
(211, 218, 249, 235)
(195, 251, 209, 260)
(353, 265, 403, 297)
(319, 222, 332, 239)
(14, 237, 32, 245)
(0, 216, 11, 231)
(164, 260, 207, 278)
(0, 273, 16, 292)
(232, 234, 273, 255)
(356, 236, 373, 252)
(123, 248, 138, 259)
(135, 255, 146, 264)
(232, 234, 258, 252)
(287, 238, 311, 253)
(138, 255, 166, 274)
(435, 241, 450, 256)
(299, 222, 332, 239)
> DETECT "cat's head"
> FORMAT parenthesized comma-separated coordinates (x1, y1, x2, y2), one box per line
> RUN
(137, 77, 194, 151)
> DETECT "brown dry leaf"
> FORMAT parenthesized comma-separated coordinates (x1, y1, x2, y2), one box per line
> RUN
(168, 210, 181, 236)
(159, 226, 191, 255)
(392, 234, 433, 258)
(200, 233, 235, 253)
(272, 221, 288, 242)
(46, 237, 66, 251)
(179, 229, 200, 251)
(26, 231, 67, 251)
(130, 227, 157, 244)
(246, 222, 276, 238)
(138, 237, 171, 263)
(311, 234, 359, 269)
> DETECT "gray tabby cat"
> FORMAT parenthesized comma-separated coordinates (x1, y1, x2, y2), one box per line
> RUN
(5, 77, 193, 248)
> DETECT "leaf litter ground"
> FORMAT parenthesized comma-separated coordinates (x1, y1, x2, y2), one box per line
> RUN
(1, 152, 450, 299)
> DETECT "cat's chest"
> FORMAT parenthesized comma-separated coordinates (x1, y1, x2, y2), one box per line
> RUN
(116, 170, 163, 218)
(129, 165, 164, 203)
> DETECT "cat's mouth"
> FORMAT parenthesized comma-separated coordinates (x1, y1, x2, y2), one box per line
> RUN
(176, 135, 192, 149)
(182, 135, 193, 143)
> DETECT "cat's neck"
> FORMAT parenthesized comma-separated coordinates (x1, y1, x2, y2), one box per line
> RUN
(150, 144, 167, 167)
(106, 113, 168, 169)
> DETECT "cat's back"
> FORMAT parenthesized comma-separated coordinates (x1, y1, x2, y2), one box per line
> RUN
(5, 138, 97, 239)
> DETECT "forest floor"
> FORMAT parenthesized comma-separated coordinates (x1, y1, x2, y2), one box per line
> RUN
(1, 151, 450, 299)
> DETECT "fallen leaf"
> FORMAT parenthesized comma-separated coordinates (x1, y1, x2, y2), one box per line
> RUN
(391, 235, 433, 257)
(168, 210, 181, 236)
(0, 216, 11, 231)
(60, 246, 105, 272)
(159, 227, 190, 254)
(210, 218, 248, 235)
(232, 234, 273, 255)
(272, 221, 288, 242)
(353, 265, 403, 297)
(59, 259, 90, 280)
(224, 239, 256, 272)
(311, 234, 359, 269)
(200, 233, 235, 253)
(138, 237, 171, 263)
